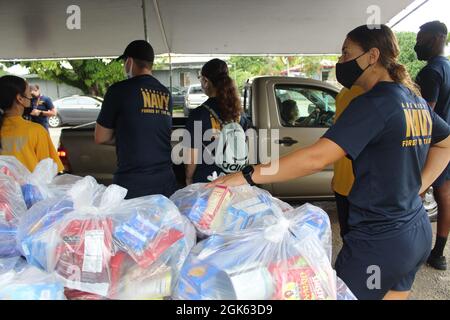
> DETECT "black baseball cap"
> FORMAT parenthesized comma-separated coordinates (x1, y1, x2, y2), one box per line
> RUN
(116, 40, 155, 63)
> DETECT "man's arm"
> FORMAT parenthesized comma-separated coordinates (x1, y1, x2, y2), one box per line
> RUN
(95, 123, 116, 145)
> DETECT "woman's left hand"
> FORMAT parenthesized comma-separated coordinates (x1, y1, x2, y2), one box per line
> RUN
(207, 172, 247, 188)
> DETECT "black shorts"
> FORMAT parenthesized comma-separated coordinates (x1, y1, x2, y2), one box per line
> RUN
(335, 213, 432, 300)
(433, 163, 449, 188)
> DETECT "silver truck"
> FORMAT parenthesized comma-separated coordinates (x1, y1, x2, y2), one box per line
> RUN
(58, 76, 438, 218)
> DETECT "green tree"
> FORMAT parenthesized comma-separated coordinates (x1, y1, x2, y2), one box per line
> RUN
(396, 32, 426, 80)
(14, 59, 125, 97)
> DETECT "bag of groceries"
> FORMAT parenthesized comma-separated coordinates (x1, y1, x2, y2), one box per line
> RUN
(174, 203, 356, 300)
(0, 173, 27, 257)
(0, 257, 65, 300)
(170, 183, 292, 237)
(17, 176, 106, 271)
(0, 156, 80, 209)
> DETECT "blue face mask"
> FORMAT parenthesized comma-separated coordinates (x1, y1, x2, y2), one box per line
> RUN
(335, 52, 372, 89)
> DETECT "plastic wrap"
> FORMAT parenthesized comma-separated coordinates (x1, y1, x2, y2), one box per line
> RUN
(0, 173, 27, 257)
(174, 203, 356, 300)
(108, 195, 196, 300)
(170, 183, 293, 236)
(0, 257, 65, 300)
(17, 176, 106, 271)
(0, 156, 70, 209)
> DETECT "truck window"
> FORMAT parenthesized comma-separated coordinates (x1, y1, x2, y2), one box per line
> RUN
(243, 85, 252, 121)
(275, 85, 336, 128)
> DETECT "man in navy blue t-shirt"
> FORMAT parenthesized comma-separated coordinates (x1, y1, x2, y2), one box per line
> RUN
(95, 40, 177, 199)
(29, 84, 57, 130)
(415, 21, 450, 270)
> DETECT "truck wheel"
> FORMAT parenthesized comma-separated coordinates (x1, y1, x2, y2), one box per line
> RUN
(48, 115, 62, 128)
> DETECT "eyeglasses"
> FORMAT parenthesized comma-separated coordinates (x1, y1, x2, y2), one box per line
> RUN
(21, 94, 33, 100)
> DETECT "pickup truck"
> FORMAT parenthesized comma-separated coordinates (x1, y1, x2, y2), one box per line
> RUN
(58, 76, 438, 218)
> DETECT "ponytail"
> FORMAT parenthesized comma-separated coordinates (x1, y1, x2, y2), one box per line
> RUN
(212, 74, 242, 123)
(387, 63, 422, 97)
(201, 59, 242, 123)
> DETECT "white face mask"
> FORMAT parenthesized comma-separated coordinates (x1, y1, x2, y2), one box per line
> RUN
(124, 58, 134, 79)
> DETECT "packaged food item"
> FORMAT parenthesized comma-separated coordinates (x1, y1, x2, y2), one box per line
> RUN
(17, 176, 105, 271)
(171, 183, 292, 236)
(109, 195, 196, 300)
(0, 257, 65, 300)
(174, 205, 356, 300)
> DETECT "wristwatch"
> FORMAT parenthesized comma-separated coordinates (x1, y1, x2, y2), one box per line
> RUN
(242, 165, 256, 186)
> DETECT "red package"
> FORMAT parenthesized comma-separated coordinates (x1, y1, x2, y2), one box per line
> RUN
(0, 201, 15, 224)
(64, 288, 107, 300)
(269, 256, 327, 300)
(55, 218, 114, 297)
(136, 228, 184, 268)
(198, 186, 232, 229)
(0, 166, 13, 178)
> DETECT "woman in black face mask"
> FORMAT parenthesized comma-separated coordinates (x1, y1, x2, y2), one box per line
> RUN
(209, 25, 450, 300)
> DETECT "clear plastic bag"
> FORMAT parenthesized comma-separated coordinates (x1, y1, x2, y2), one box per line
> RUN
(108, 195, 196, 300)
(0, 173, 27, 225)
(174, 203, 356, 300)
(17, 176, 106, 271)
(0, 173, 28, 258)
(0, 257, 65, 300)
(0, 156, 73, 209)
(170, 183, 293, 236)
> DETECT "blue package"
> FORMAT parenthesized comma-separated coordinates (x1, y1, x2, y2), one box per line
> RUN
(114, 213, 161, 253)
(0, 224, 19, 257)
(225, 196, 274, 232)
(174, 196, 208, 224)
(21, 184, 44, 209)
(0, 282, 65, 300)
(20, 200, 74, 270)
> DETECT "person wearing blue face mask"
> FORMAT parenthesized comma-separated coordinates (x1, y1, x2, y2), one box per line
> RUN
(95, 40, 178, 199)
(209, 25, 450, 300)
(415, 21, 450, 271)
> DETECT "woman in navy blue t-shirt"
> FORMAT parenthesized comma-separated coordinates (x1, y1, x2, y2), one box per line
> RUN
(210, 25, 450, 300)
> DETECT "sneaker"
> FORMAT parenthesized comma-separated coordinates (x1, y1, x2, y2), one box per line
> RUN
(427, 254, 447, 271)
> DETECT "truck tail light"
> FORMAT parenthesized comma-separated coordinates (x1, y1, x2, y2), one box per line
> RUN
(58, 144, 72, 173)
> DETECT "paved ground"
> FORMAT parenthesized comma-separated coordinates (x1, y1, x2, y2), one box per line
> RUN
(49, 128, 449, 300)
(305, 200, 450, 300)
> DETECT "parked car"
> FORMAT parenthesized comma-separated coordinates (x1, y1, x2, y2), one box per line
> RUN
(184, 84, 208, 116)
(49, 95, 103, 128)
(171, 86, 186, 110)
(58, 76, 438, 219)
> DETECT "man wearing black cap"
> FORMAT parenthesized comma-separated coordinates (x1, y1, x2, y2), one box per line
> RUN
(95, 40, 178, 199)
(415, 21, 450, 271)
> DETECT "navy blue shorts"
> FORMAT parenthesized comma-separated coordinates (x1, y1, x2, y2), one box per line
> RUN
(335, 213, 432, 300)
(114, 168, 179, 199)
(433, 163, 449, 188)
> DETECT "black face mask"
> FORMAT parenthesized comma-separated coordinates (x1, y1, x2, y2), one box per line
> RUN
(336, 52, 371, 89)
(414, 43, 434, 61)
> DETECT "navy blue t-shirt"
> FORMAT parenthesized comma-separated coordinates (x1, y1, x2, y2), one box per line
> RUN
(416, 56, 450, 125)
(323, 82, 450, 239)
(30, 95, 54, 129)
(97, 74, 173, 178)
(185, 97, 251, 183)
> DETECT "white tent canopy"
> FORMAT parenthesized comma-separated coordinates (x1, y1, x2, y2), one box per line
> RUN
(0, 0, 415, 60)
